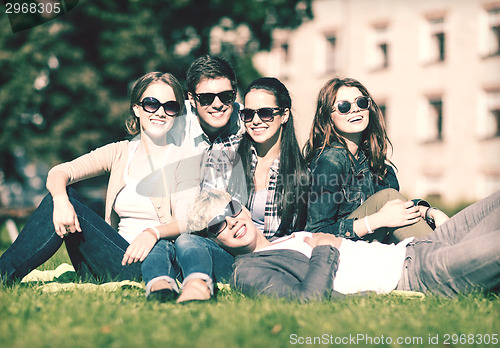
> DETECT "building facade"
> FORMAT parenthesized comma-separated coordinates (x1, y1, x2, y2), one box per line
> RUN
(253, 0, 500, 204)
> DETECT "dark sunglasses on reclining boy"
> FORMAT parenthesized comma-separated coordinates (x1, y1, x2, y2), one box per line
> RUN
(193, 90, 236, 106)
(203, 200, 243, 238)
(138, 97, 181, 116)
(332, 96, 371, 115)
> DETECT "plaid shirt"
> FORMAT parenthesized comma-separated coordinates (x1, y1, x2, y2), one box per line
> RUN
(246, 146, 281, 239)
(200, 133, 246, 203)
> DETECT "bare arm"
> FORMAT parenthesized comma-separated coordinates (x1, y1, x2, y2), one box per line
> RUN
(353, 199, 421, 237)
(46, 169, 81, 237)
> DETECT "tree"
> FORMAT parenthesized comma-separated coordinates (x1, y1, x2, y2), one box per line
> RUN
(0, 0, 312, 189)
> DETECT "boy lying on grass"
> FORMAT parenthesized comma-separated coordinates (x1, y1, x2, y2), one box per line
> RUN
(187, 190, 500, 300)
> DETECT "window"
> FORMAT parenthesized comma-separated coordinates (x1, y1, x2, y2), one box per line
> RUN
(477, 90, 500, 139)
(429, 98, 443, 141)
(269, 36, 291, 80)
(481, 7, 500, 57)
(325, 34, 337, 73)
(420, 17, 446, 64)
(417, 96, 444, 142)
(430, 18, 446, 62)
(368, 25, 389, 70)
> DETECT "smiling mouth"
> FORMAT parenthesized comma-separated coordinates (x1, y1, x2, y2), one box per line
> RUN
(210, 110, 226, 118)
(150, 118, 167, 125)
(250, 126, 267, 132)
(234, 225, 246, 238)
(348, 116, 363, 123)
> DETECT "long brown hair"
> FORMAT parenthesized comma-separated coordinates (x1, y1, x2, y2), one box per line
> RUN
(303, 77, 394, 179)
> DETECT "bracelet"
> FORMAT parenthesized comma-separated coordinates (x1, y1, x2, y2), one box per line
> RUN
(425, 207, 437, 225)
(145, 227, 160, 241)
(364, 216, 374, 234)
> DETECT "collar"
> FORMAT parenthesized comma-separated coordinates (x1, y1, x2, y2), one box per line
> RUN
(186, 101, 244, 146)
(250, 145, 280, 174)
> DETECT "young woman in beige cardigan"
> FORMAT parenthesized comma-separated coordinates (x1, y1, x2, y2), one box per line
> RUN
(0, 72, 200, 302)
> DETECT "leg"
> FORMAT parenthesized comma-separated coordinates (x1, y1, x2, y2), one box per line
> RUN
(61, 188, 141, 282)
(419, 190, 500, 244)
(0, 192, 64, 282)
(174, 233, 234, 301)
(405, 200, 500, 296)
(348, 189, 433, 243)
(141, 239, 180, 298)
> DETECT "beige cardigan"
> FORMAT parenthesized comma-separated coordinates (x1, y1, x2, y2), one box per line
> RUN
(48, 138, 201, 231)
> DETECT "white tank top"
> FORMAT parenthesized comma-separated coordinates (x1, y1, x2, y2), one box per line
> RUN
(113, 141, 170, 243)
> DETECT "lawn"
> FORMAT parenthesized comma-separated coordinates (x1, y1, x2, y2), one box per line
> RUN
(1, 226, 499, 348)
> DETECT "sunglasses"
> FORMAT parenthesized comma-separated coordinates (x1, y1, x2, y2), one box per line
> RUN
(193, 90, 236, 106)
(333, 96, 371, 115)
(205, 200, 243, 237)
(139, 97, 181, 116)
(239, 107, 283, 123)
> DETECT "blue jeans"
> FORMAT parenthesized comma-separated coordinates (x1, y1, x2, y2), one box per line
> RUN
(397, 190, 500, 296)
(175, 234, 234, 294)
(0, 188, 142, 283)
(141, 239, 180, 295)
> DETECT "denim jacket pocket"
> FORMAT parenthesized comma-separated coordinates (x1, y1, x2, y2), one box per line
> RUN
(339, 185, 363, 216)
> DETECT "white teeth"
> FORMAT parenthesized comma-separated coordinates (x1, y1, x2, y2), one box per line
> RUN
(151, 119, 166, 125)
(234, 226, 246, 238)
(349, 116, 362, 123)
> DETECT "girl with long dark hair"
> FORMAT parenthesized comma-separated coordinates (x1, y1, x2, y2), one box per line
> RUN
(236, 77, 309, 238)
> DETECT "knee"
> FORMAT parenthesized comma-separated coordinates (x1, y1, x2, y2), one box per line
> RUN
(175, 233, 200, 248)
(376, 188, 406, 201)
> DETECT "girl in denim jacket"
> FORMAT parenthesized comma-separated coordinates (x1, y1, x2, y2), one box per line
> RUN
(304, 78, 433, 243)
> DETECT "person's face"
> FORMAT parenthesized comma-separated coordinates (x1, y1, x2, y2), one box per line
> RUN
(210, 200, 259, 256)
(243, 90, 289, 147)
(133, 82, 179, 139)
(188, 77, 235, 138)
(330, 86, 370, 137)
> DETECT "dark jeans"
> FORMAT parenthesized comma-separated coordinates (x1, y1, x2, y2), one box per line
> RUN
(0, 188, 142, 283)
(397, 190, 500, 296)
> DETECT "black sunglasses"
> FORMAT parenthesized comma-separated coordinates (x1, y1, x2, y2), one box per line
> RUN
(193, 90, 236, 106)
(138, 97, 181, 116)
(205, 200, 243, 237)
(239, 107, 283, 123)
(333, 96, 371, 115)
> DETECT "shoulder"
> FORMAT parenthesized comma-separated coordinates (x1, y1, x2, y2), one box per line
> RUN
(311, 145, 349, 172)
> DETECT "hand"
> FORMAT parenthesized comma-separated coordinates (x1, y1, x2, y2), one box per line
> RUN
(121, 230, 157, 265)
(375, 199, 420, 228)
(52, 196, 81, 238)
(304, 233, 342, 249)
(424, 207, 449, 227)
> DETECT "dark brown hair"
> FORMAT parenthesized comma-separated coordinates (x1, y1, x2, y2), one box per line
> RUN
(303, 77, 394, 179)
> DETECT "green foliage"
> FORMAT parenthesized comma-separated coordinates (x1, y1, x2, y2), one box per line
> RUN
(0, 0, 313, 180)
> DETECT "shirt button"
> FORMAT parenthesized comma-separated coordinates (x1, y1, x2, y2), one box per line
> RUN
(346, 232, 351, 237)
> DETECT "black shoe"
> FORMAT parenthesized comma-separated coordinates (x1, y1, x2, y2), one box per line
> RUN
(147, 288, 178, 303)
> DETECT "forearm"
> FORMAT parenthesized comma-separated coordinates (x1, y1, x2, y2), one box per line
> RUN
(46, 169, 70, 200)
(353, 212, 385, 237)
(147, 221, 181, 240)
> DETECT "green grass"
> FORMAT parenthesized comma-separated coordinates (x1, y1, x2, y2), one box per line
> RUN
(1, 226, 500, 348)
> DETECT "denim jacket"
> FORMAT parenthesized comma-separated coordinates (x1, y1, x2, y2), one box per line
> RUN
(306, 145, 399, 239)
